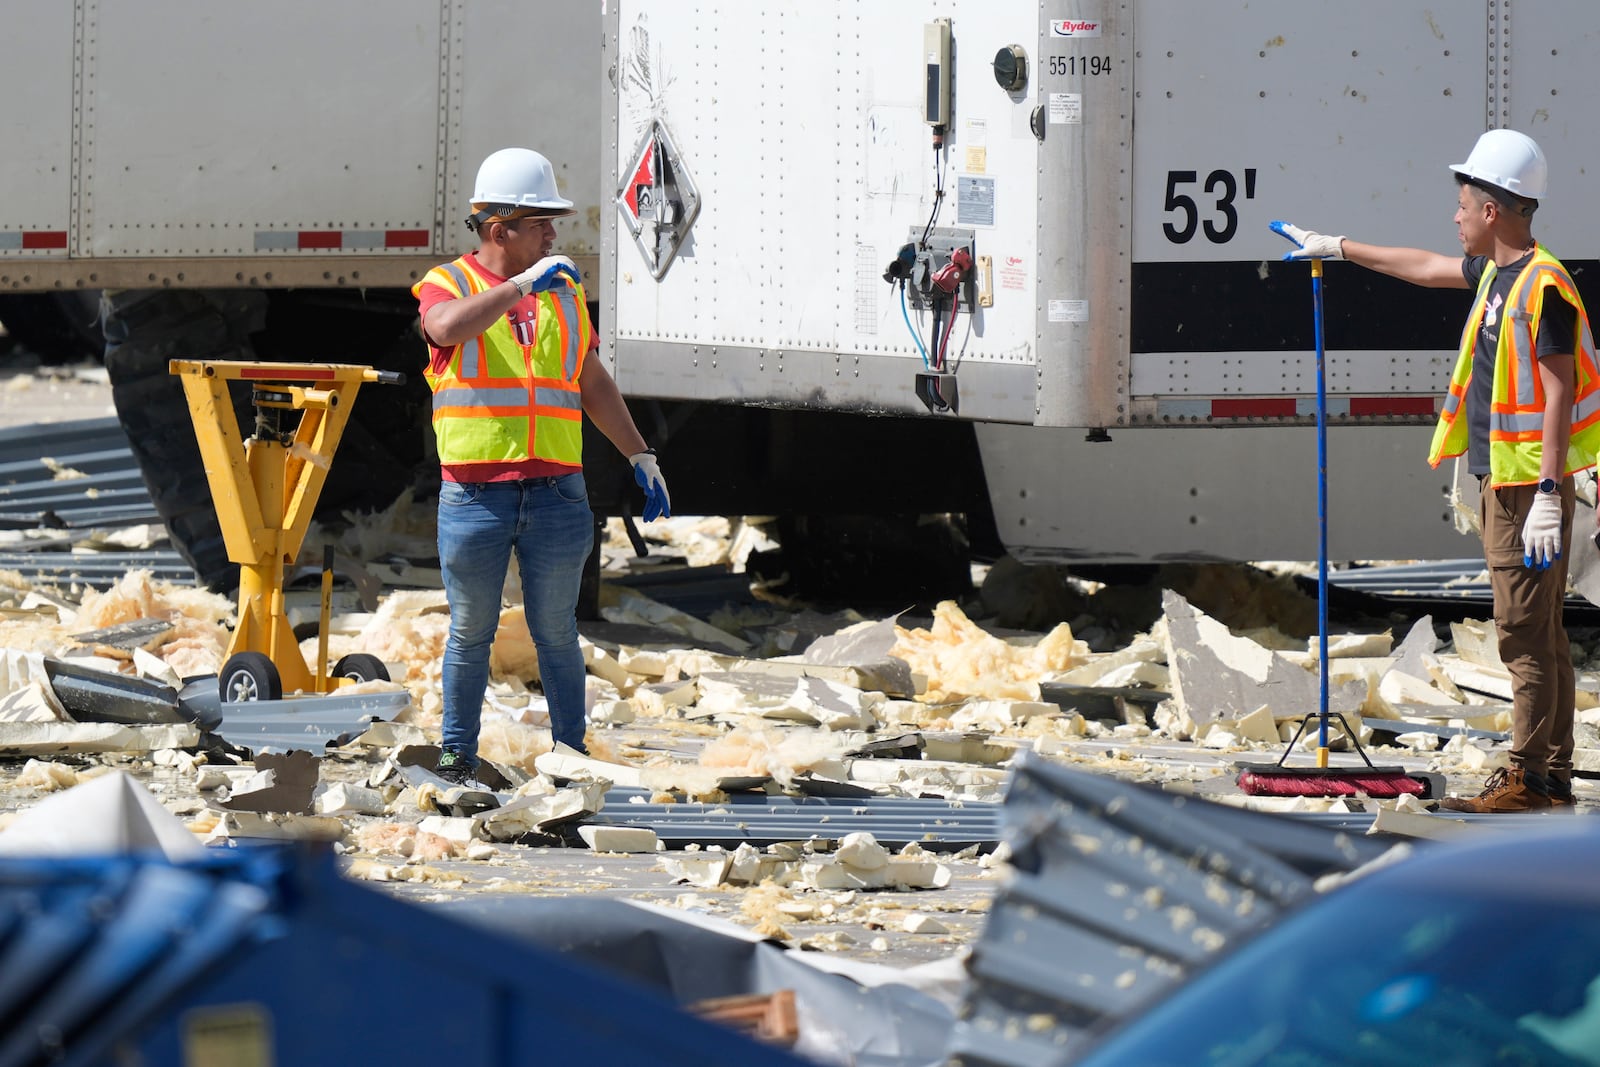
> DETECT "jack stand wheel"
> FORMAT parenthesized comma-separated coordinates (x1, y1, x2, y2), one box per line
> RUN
(220, 651, 283, 703)
(332, 653, 390, 684)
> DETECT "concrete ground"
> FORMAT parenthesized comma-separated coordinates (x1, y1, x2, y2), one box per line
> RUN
(0, 357, 116, 427)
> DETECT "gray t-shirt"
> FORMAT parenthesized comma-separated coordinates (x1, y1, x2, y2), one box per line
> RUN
(1462, 251, 1578, 476)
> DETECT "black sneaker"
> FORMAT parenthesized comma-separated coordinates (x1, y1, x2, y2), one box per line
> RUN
(435, 749, 475, 786)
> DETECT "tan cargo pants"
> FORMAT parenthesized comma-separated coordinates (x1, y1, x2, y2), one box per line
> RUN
(1481, 477, 1576, 782)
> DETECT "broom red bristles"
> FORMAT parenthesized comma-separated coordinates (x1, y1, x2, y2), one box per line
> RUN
(1236, 768, 1427, 798)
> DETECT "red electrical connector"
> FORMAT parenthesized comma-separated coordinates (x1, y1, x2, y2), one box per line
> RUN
(931, 247, 973, 294)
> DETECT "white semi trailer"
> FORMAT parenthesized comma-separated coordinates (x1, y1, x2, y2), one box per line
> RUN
(601, 0, 1600, 566)
(4, 1, 1596, 587)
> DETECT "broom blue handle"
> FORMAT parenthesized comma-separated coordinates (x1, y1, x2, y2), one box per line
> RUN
(1313, 259, 1329, 753)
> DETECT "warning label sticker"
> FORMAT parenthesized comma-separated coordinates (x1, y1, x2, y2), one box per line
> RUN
(999, 255, 1027, 292)
(1048, 299, 1089, 323)
(1048, 93, 1083, 125)
(956, 176, 995, 227)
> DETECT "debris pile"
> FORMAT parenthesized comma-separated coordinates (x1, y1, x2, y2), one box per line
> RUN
(0, 527, 1596, 965)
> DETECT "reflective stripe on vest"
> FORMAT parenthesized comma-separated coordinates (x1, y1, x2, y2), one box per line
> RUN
(413, 254, 590, 467)
(1427, 245, 1600, 486)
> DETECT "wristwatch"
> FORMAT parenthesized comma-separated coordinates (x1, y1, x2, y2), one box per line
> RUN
(1537, 477, 1559, 494)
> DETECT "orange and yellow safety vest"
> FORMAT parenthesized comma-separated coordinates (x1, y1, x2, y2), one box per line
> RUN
(413, 255, 591, 470)
(1427, 244, 1600, 486)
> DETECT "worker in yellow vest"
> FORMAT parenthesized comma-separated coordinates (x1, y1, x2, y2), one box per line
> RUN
(413, 147, 670, 787)
(1275, 129, 1600, 813)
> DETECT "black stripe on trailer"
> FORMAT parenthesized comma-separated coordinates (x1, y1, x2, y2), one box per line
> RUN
(1130, 258, 1600, 355)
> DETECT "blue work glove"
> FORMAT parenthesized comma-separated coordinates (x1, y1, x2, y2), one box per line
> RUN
(1522, 492, 1563, 569)
(629, 450, 671, 522)
(511, 255, 580, 296)
(1270, 220, 1346, 261)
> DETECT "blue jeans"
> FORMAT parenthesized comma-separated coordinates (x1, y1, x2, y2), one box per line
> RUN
(437, 474, 594, 764)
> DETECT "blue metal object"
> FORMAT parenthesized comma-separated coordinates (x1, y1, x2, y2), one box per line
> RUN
(0, 846, 807, 1067)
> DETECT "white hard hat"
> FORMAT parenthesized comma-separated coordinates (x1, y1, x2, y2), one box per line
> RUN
(470, 148, 574, 216)
(1449, 129, 1548, 201)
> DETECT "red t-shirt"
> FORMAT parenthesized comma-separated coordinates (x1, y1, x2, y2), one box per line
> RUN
(416, 253, 598, 483)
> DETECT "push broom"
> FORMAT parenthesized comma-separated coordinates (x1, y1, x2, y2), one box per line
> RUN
(1236, 237, 1432, 799)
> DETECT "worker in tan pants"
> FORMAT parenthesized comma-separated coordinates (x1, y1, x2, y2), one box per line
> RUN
(1276, 129, 1600, 811)
(1483, 479, 1577, 801)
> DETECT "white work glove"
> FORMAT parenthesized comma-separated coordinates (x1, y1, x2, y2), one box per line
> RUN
(511, 255, 580, 296)
(1270, 220, 1346, 261)
(1523, 492, 1563, 570)
(629, 450, 672, 522)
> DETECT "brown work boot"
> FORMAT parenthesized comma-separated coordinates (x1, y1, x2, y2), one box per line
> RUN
(1438, 767, 1552, 813)
(1548, 776, 1577, 812)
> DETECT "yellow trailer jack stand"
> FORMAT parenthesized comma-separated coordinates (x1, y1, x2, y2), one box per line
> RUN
(170, 360, 404, 702)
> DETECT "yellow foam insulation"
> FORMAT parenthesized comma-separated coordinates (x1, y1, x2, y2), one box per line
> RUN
(0, 571, 233, 672)
(41, 457, 89, 481)
(14, 759, 80, 791)
(356, 820, 460, 861)
(478, 718, 553, 773)
(75, 570, 234, 630)
(186, 811, 221, 836)
(1165, 563, 1318, 638)
(739, 880, 797, 940)
(893, 600, 1088, 703)
(351, 594, 450, 674)
(346, 858, 464, 886)
(637, 761, 737, 800)
(322, 488, 439, 565)
(488, 607, 543, 679)
(698, 723, 847, 787)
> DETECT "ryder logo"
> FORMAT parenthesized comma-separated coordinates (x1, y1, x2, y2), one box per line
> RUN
(1050, 19, 1101, 37)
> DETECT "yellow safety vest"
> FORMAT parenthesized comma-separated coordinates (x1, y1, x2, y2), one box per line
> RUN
(1427, 245, 1600, 486)
(413, 255, 590, 470)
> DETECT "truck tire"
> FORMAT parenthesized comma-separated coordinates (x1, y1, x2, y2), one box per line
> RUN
(102, 290, 270, 591)
(102, 288, 430, 592)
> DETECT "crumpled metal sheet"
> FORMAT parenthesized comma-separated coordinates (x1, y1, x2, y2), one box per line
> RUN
(587, 789, 1001, 850)
(204, 689, 411, 754)
(0, 417, 188, 588)
(947, 755, 1397, 1067)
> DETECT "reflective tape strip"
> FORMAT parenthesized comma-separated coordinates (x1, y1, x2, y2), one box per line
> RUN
(254, 229, 431, 251)
(0, 231, 68, 250)
(241, 367, 337, 380)
(1348, 397, 1436, 417)
(255, 231, 299, 250)
(432, 386, 528, 411)
(1152, 397, 1436, 421)
(1211, 398, 1296, 418)
(440, 262, 472, 298)
(534, 386, 582, 411)
(459, 337, 480, 380)
(385, 229, 430, 247)
(550, 288, 583, 378)
(1576, 390, 1600, 426)
(1491, 411, 1544, 434)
